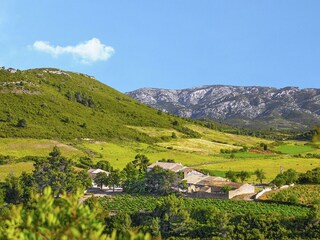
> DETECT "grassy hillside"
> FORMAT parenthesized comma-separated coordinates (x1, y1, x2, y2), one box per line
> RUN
(0, 68, 183, 142)
(0, 68, 319, 182)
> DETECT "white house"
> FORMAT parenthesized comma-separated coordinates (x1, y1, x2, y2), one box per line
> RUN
(87, 168, 110, 188)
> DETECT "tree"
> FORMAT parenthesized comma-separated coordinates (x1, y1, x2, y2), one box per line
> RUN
(49, 146, 61, 158)
(106, 212, 132, 234)
(94, 172, 109, 189)
(33, 147, 91, 196)
(16, 119, 27, 128)
(132, 154, 150, 173)
(19, 172, 36, 204)
(298, 168, 320, 184)
(263, 144, 268, 151)
(109, 170, 121, 192)
(254, 169, 266, 184)
(0, 187, 108, 239)
(3, 174, 23, 204)
(154, 194, 190, 237)
(237, 171, 251, 183)
(145, 166, 181, 195)
(225, 171, 238, 182)
(272, 169, 298, 187)
(96, 160, 113, 172)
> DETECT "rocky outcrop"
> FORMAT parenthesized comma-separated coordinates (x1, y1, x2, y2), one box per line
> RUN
(127, 85, 320, 130)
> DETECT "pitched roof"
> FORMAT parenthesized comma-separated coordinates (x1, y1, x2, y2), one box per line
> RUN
(148, 161, 185, 172)
(87, 168, 109, 178)
(183, 174, 208, 184)
(196, 177, 243, 190)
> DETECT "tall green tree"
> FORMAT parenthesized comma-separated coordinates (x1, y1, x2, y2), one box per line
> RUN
(109, 170, 122, 192)
(254, 169, 266, 184)
(0, 187, 152, 239)
(225, 171, 238, 182)
(94, 172, 109, 189)
(237, 171, 251, 183)
(272, 169, 298, 187)
(132, 154, 150, 173)
(33, 147, 91, 196)
(154, 194, 191, 237)
(3, 174, 23, 204)
(96, 160, 113, 172)
(145, 166, 181, 195)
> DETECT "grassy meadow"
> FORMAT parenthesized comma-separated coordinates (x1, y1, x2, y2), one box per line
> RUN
(0, 125, 319, 182)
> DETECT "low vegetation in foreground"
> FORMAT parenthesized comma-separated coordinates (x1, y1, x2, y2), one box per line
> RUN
(0, 69, 320, 239)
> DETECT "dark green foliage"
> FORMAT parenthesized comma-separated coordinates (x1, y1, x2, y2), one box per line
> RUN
(109, 169, 121, 192)
(144, 166, 181, 195)
(225, 170, 238, 182)
(0, 187, 151, 239)
(298, 168, 320, 184)
(254, 169, 266, 184)
(99, 194, 319, 239)
(95, 160, 113, 172)
(122, 158, 181, 195)
(94, 172, 109, 189)
(105, 212, 132, 234)
(237, 171, 251, 183)
(0, 155, 14, 165)
(76, 157, 94, 169)
(272, 169, 299, 187)
(132, 154, 150, 173)
(3, 174, 23, 204)
(153, 194, 191, 237)
(171, 132, 177, 138)
(158, 158, 175, 163)
(16, 118, 27, 128)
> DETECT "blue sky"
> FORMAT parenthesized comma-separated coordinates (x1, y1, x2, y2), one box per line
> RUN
(0, 1, 319, 92)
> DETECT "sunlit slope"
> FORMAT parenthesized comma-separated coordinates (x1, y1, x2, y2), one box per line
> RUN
(0, 68, 177, 141)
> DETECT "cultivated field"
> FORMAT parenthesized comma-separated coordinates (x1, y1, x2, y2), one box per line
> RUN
(1, 126, 320, 182)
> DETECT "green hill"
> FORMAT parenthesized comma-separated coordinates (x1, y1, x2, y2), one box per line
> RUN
(0, 67, 319, 182)
(0, 68, 180, 142)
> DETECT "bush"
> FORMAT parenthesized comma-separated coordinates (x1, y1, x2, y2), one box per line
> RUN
(16, 119, 27, 128)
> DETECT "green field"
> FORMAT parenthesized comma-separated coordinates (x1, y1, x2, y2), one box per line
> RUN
(186, 124, 272, 146)
(274, 144, 315, 155)
(0, 162, 34, 181)
(1, 124, 320, 182)
(1, 135, 320, 182)
(0, 138, 83, 159)
(99, 194, 311, 218)
(194, 157, 320, 182)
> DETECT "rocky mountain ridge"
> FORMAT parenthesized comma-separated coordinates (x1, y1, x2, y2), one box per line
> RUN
(127, 85, 320, 130)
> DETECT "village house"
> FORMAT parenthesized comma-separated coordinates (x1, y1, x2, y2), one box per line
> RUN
(147, 161, 203, 178)
(87, 168, 110, 188)
(148, 161, 255, 199)
(184, 174, 255, 199)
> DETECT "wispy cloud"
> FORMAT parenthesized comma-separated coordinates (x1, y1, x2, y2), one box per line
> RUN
(32, 38, 115, 64)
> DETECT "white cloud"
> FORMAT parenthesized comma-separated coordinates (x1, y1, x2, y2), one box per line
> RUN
(33, 38, 115, 64)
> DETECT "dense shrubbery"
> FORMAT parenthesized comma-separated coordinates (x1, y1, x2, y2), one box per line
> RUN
(0, 147, 92, 204)
(271, 168, 320, 187)
(98, 194, 319, 239)
(272, 169, 299, 187)
(0, 187, 151, 239)
(270, 185, 320, 205)
(298, 168, 320, 184)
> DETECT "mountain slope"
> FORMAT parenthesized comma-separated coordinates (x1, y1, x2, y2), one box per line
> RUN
(0, 67, 180, 142)
(127, 85, 320, 131)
